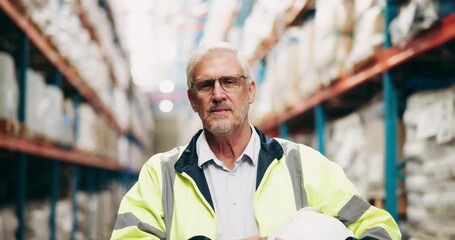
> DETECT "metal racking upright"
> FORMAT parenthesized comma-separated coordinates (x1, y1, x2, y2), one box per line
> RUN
(0, 0, 146, 239)
(251, 1, 455, 225)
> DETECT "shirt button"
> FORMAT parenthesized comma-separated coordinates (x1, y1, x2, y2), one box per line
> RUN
(232, 202, 237, 205)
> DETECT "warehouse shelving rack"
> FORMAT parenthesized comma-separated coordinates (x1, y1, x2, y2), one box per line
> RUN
(258, 14, 455, 133)
(254, 3, 455, 223)
(0, 0, 141, 239)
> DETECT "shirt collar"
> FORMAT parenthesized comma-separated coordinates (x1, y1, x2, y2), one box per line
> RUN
(197, 125, 259, 168)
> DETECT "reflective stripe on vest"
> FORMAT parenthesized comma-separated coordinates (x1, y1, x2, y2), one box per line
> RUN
(159, 140, 311, 238)
(114, 212, 165, 239)
(338, 195, 392, 240)
(161, 149, 180, 240)
(282, 141, 308, 210)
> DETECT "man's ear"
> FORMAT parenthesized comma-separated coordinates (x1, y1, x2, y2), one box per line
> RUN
(187, 89, 198, 112)
(248, 80, 256, 104)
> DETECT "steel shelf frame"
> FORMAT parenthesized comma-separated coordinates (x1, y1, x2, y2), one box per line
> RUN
(0, 0, 125, 134)
(258, 13, 455, 132)
(0, 2, 140, 239)
(74, 0, 146, 147)
(15, 30, 29, 240)
(256, 7, 455, 224)
(314, 104, 326, 155)
(383, 2, 399, 222)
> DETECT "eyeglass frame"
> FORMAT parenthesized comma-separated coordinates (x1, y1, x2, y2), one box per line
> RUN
(190, 74, 248, 96)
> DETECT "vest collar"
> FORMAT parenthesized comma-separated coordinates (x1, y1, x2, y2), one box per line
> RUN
(174, 127, 284, 210)
(174, 127, 283, 173)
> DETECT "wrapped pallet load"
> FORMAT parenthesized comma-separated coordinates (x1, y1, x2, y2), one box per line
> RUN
(345, 0, 385, 71)
(298, 18, 318, 99)
(25, 69, 46, 138)
(389, 0, 438, 47)
(42, 85, 64, 142)
(76, 103, 97, 153)
(0, 52, 19, 123)
(0, 207, 18, 240)
(403, 87, 455, 239)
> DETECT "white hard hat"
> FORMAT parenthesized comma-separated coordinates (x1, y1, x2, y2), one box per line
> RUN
(268, 207, 354, 240)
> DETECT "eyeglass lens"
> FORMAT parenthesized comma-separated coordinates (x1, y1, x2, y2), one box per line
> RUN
(193, 75, 243, 95)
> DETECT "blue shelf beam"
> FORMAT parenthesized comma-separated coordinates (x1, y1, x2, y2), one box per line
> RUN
(15, 31, 29, 240)
(49, 161, 60, 240)
(87, 168, 95, 238)
(278, 123, 289, 139)
(71, 165, 80, 240)
(383, 71, 399, 222)
(383, 0, 399, 222)
(314, 104, 326, 155)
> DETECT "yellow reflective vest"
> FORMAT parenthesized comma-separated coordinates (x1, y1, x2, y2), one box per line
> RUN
(111, 128, 401, 240)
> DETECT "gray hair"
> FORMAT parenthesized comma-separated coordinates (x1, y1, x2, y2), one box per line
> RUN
(186, 41, 254, 89)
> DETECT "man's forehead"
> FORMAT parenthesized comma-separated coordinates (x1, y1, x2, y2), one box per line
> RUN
(194, 52, 242, 75)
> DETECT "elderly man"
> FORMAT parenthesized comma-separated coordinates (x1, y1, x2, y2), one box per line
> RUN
(111, 42, 401, 240)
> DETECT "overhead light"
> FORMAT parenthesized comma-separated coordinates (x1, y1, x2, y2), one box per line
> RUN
(159, 80, 175, 93)
(159, 99, 174, 113)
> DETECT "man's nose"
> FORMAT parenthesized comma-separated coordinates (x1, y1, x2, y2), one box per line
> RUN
(212, 80, 225, 99)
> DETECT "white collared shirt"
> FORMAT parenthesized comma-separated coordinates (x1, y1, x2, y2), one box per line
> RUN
(197, 126, 260, 240)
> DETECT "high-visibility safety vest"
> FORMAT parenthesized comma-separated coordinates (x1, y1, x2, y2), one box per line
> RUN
(111, 128, 401, 240)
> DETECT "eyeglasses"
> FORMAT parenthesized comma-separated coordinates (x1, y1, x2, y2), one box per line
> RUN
(191, 74, 247, 96)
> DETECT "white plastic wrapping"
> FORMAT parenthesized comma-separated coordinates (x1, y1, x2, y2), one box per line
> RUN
(113, 86, 130, 131)
(242, 4, 277, 59)
(130, 141, 146, 171)
(314, 0, 339, 85)
(201, 0, 237, 44)
(242, 0, 293, 59)
(326, 99, 392, 199)
(298, 19, 318, 98)
(403, 86, 455, 237)
(130, 87, 155, 153)
(25, 200, 51, 240)
(0, 207, 17, 240)
(275, 28, 302, 109)
(80, 0, 131, 89)
(77, 103, 97, 153)
(0, 52, 19, 121)
(25, 69, 46, 136)
(345, 0, 384, 71)
(42, 85, 64, 141)
(249, 50, 276, 124)
(117, 136, 130, 166)
(18, 0, 116, 114)
(61, 98, 75, 145)
(76, 103, 119, 158)
(95, 116, 118, 160)
(389, 0, 438, 47)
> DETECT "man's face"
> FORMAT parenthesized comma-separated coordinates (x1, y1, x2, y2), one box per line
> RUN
(187, 51, 256, 136)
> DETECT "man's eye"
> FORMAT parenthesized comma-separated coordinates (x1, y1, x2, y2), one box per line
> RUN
(197, 80, 214, 90)
(221, 77, 237, 85)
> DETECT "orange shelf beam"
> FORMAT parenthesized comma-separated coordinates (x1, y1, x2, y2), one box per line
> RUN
(0, 133, 132, 172)
(259, 13, 455, 132)
(0, 0, 124, 135)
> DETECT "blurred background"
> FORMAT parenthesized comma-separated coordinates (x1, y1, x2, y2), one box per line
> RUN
(1, 0, 455, 239)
